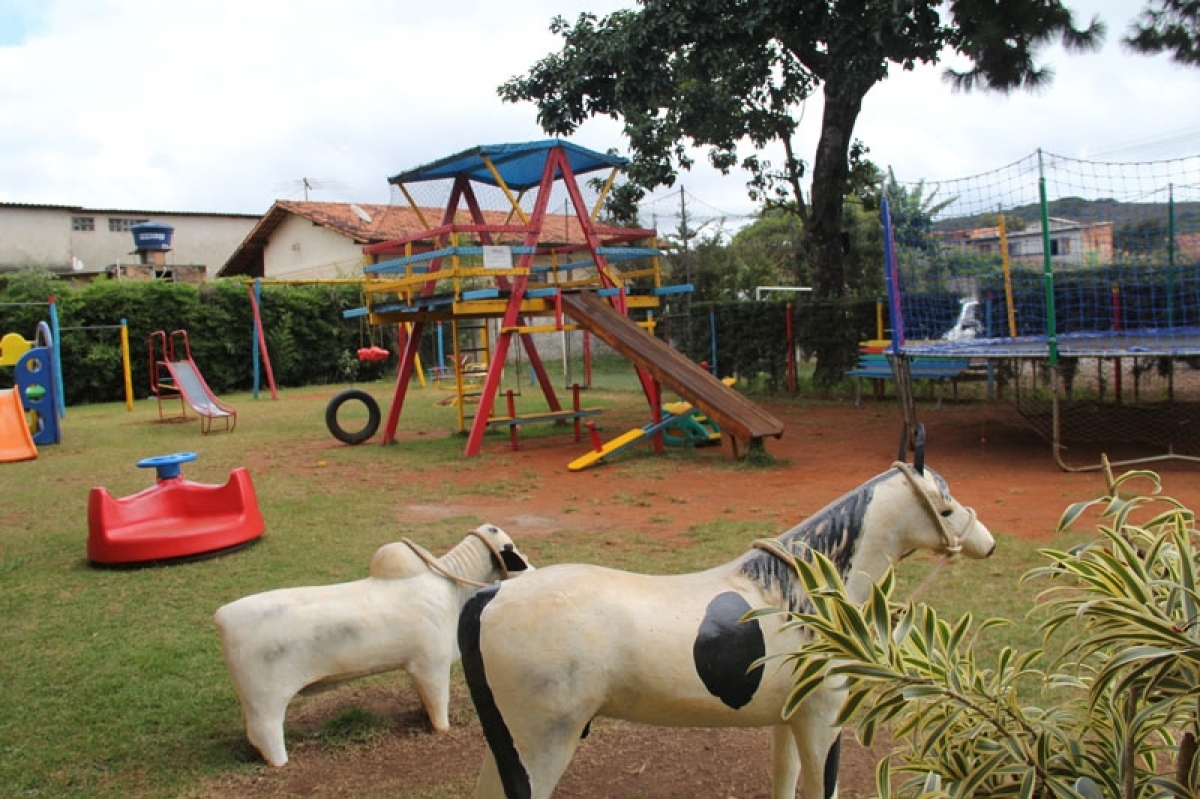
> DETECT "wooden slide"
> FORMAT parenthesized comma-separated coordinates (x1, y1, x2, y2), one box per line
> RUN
(560, 291, 783, 454)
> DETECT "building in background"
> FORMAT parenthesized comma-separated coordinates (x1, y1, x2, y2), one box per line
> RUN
(217, 200, 594, 281)
(0, 203, 258, 282)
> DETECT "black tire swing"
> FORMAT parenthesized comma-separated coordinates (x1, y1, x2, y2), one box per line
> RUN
(325, 388, 381, 445)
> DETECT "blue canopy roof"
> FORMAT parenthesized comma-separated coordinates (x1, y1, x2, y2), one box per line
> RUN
(387, 140, 628, 192)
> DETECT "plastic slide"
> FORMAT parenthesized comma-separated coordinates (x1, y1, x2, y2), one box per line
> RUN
(0, 388, 37, 463)
(560, 291, 783, 447)
(163, 359, 237, 434)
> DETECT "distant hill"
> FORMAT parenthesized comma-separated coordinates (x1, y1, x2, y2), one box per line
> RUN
(937, 197, 1200, 233)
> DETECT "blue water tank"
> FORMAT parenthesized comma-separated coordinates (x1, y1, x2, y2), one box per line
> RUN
(131, 221, 174, 251)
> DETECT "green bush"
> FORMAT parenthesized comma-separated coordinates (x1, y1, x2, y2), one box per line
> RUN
(0, 271, 391, 406)
(3, 269, 879, 405)
(769, 459, 1200, 797)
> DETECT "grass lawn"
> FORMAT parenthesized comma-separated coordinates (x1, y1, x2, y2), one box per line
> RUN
(0, 359, 1101, 798)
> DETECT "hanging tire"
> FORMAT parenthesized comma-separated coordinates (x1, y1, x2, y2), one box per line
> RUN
(325, 389, 381, 445)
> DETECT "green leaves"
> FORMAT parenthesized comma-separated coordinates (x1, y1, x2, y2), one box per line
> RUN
(1124, 0, 1200, 67)
(769, 460, 1200, 795)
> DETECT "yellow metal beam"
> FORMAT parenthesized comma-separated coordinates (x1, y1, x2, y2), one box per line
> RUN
(396, 183, 431, 231)
(590, 167, 619, 222)
(481, 155, 531, 226)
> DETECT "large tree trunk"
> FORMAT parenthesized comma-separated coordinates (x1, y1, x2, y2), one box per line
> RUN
(806, 77, 867, 386)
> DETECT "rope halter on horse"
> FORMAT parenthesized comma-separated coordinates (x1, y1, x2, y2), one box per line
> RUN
(397, 527, 513, 589)
(889, 461, 977, 556)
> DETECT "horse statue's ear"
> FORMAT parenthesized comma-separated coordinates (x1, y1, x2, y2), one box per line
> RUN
(913, 424, 926, 475)
(897, 422, 927, 474)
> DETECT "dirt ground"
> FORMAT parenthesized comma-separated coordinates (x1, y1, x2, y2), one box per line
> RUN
(195, 398, 1200, 798)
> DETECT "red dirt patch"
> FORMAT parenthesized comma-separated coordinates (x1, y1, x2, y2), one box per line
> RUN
(192, 398, 1200, 798)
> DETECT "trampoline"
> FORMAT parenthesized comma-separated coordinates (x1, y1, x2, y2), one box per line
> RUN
(882, 150, 1200, 471)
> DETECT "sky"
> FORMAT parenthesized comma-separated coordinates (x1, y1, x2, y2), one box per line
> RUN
(1, 0, 1197, 235)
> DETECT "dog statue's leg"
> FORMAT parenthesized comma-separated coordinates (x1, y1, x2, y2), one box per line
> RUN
(407, 652, 452, 732)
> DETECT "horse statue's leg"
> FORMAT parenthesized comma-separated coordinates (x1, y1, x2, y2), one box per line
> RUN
(473, 729, 587, 799)
(474, 747, 505, 799)
(789, 689, 845, 799)
(472, 692, 592, 799)
(242, 692, 290, 768)
(770, 725, 801, 798)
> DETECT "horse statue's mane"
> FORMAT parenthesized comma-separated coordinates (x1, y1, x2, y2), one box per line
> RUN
(739, 471, 883, 613)
(740, 454, 951, 614)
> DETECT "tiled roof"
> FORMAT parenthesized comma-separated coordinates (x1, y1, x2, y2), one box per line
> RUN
(217, 200, 606, 278)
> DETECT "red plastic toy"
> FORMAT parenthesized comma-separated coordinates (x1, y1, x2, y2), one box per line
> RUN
(87, 452, 264, 566)
(356, 346, 389, 362)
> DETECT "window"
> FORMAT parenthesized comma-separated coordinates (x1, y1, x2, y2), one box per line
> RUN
(72, 216, 94, 232)
(108, 218, 148, 232)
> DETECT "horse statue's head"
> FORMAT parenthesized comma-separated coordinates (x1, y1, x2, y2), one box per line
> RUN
(748, 427, 994, 610)
(887, 422, 994, 561)
(880, 460, 995, 561)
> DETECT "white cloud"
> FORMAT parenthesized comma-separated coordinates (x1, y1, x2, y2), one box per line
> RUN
(0, 0, 1196, 228)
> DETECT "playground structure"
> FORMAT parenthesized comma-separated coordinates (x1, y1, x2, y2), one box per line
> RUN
(882, 149, 1200, 471)
(354, 140, 783, 460)
(87, 452, 264, 566)
(149, 329, 238, 434)
(0, 320, 61, 462)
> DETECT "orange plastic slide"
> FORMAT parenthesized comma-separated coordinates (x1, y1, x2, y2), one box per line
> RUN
(0, 388, 37, 462)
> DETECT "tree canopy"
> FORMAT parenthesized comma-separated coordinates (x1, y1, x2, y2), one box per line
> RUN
(1125, 0, 1200, 65)
(500, 0, 1103, 381)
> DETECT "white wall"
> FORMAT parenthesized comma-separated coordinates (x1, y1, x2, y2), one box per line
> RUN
(262, 215, 367, 280)
(0, 204, 256, 277)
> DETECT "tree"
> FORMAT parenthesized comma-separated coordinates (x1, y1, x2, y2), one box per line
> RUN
(499, 0, 1103, 383)
(884, 167, 954, 250)
(1125, 0, 1200, 65)
(727, 210, 805, 299)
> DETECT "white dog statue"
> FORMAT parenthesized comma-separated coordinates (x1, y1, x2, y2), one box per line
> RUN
(214, 524, 531, 767)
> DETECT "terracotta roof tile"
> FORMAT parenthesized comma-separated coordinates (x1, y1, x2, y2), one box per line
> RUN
(217, 200, 651, 279)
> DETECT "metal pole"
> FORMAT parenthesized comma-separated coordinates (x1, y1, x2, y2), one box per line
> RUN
(1037, 150, 1058, 366)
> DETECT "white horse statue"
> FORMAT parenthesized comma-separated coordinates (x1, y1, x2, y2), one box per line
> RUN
(458, 460, 995, 799)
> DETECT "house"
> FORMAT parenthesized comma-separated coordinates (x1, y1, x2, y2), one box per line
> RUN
(217, 200, 598, 281)
(0, 202, 258, 282)
(934, 216, 1114, 268)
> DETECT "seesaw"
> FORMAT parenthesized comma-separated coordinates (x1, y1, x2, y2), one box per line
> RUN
(568, 400, 722, 472)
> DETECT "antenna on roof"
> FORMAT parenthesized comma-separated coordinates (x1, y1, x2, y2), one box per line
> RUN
(350, 204, 373, 223)
(272, 177, 349, 201)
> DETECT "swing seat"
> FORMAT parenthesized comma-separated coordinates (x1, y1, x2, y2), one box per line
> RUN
(357, 346, 389, 362)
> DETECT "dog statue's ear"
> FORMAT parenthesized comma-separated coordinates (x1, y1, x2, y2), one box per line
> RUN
(499, 546, 530, 573)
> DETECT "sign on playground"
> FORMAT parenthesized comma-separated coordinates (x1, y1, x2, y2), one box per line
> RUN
(482, 246, 513, 270)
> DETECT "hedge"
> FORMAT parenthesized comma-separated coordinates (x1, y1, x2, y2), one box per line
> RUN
(1, 270, 879, 406)
(0, 271, 392, 406)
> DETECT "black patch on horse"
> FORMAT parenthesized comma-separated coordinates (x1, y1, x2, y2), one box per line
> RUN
(693, 591, 765, 709)
(824, 733, 841, 799)
(459, 585, 531, 799)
